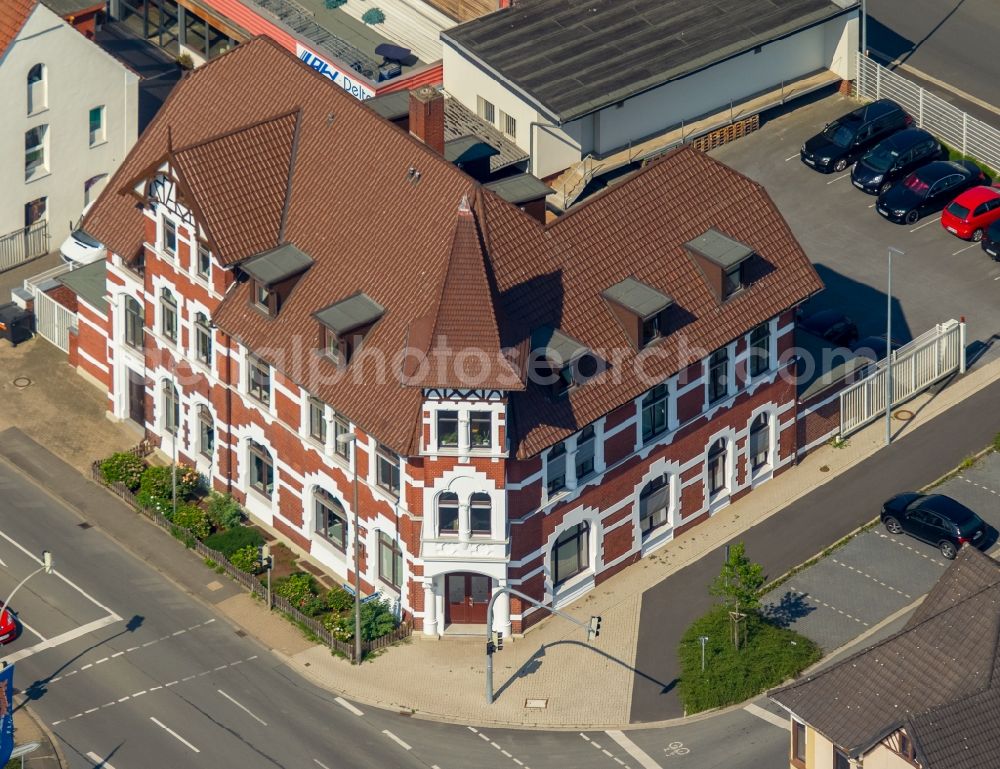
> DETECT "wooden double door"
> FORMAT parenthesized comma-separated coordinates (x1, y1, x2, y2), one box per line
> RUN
(445, 572, 491, 625)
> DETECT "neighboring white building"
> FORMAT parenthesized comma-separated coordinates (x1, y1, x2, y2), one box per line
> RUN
(0, 0, 138, 260)
(442, 0, 859, 180)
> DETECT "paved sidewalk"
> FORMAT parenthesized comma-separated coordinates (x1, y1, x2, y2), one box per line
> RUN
(10, 705, 64, 769)
(1, 334, 999, 729)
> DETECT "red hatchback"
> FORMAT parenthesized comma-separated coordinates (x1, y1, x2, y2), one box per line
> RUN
(0, 604, 18, 645)
(941, 185, 1000, 241)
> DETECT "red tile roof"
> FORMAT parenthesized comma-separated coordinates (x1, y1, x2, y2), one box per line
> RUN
(84, 37, 822, 459)
(0, 0, 36, 59)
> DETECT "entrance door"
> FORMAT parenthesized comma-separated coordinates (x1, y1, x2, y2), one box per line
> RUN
(128, 370, 145, 426)
(445, 573, 491, 625)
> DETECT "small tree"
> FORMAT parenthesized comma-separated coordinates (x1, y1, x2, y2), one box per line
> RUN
(709, 542, 765, 650)
(361, 7, 385, 24)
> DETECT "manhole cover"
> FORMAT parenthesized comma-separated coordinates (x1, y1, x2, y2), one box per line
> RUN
(893, 409, 915, 421)
(12, 377, 31, 388)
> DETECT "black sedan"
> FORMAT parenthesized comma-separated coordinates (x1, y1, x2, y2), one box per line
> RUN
(801, 98, 910, 173)
(881, 492, 989, 559)
(851, 128, 940, 195)
(798, 309, 859, 347)
(876, 160, 987, 224)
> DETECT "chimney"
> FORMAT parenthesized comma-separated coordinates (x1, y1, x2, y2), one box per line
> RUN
(409, 86, 445, 156)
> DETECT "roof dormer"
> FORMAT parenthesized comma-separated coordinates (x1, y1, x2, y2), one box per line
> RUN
(242, 243, 313, 317)
(531, 325, 600, 397)
(685, 228, 755, 301)
(314, 292, 384, 367)
(602, 276, 674, 350)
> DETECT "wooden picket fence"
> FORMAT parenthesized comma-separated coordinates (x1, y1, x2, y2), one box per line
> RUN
(90, 457, 411, 661)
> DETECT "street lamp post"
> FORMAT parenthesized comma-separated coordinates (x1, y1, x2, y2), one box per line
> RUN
(336, 432, 363, 665)
(1, 551, 53, 628)
(886, 247, 904, 445)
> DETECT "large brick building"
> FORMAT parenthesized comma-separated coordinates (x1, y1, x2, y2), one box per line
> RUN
(80, 37, 822, 637)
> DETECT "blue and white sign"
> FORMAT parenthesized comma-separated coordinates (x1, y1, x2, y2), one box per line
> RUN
(0, 663, 14, 765)
(296, 44, 375, 101)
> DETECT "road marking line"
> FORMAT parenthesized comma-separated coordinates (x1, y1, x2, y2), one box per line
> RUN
(579, 733, 590, 740)
(132, 690, 146, 697)
(218, 689, 268, 726)
(150, 717, 200, 753)
(182, 675, 195, 682)
(65, 671, 77, 677)
(606, 731, 664, 769)
(785, 154, 799, 161)
(910, 215, 942, 232)
(491, 742, 501, 749)
(745, 702, 790, 729)
(468, 726, 478, 733)
(4, 613, 121, 664)
(381, 730, 412, 750)
(313, 761, 332, 769)
(512, 760, 524, 767)
(0, 530, 121, 617)
(51, 720, 63, 726)
(952, 244, 978, 255)
(95, 657, 108, 664)
(172, 630, 185, 636)
(126, 646, 139, 653)
(86, 752, 119, 769)
(142, 641, 156, 647)
(102, 702, 115, 708)
(149, 686, 162, 692)
(214, 665, 227, 671)
(84, 708, 98, 714)
(478, 733, 490, 742)
(827, 172, 850, 184)
(49, 676, 61, 683)
(81, 664, 93, 670)
(69, 714, 83, 720)
(868, 203, 876, 208)
(117, 697, 130, 703)
(19, 620, 47, 642)
(614, 759, 625, 766)
(502, 749, 512, 757)
(603, 749, 614, 757)
(165, 681, 178, 687)
(334, 697, 363, 716)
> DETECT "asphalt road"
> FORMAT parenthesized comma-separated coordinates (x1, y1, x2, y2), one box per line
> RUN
(630, 375, 1000, 722)
(867, 0, 1000, 115)
(0, 431, 788, 769)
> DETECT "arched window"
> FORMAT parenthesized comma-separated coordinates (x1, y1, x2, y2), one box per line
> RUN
(124, 296, 144, 349)
(314, 488, 346, 550)
(437, 492, 459, 536)
(553, 521, 589, 586)
(27, 64, 46, 114)
(248, 440, 274, 498)
(198, 405, 214, 458)
(162, 381, 179, 435)
(749, 414, 770, 471)
(639, 474, 670, 537)
(470, 493, 491, 537)
(707, 438, 728, 496)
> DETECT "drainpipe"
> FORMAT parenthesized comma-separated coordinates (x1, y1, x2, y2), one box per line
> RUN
(224, 330, 233, 494)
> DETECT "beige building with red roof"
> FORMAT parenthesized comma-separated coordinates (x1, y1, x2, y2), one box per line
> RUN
(79, 36, 822, 635)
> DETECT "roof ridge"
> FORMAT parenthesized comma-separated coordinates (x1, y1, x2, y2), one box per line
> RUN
(277, 109, 304, 244)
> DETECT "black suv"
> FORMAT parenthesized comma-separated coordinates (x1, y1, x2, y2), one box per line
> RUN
(982, 219, 1000, 260)
(851, 128, 940, 195)
(881, 492, 988, 559)
(801, 99, 911, 173)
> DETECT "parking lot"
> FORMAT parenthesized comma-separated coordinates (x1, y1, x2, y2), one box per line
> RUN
(710, 92, 1000, 368)
(761, 450, 1000, 652)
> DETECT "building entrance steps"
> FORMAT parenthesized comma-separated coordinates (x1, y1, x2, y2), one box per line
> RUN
(549, 68, 842, 211)
(2, 336, 1000, 727)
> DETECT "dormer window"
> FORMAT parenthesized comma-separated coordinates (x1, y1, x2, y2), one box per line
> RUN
(314, 292, 384, 368)
(241, 244, 314, 319)
(531, 325, 598, 396)
(602, 277, 674, 350)
(685, 228, 755, 301)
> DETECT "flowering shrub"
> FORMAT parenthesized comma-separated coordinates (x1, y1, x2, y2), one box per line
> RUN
(274, 572, 319, 609)
(229, 544, 260, 573)
(173, 504, 210, 540)
(100, 452, 146, 489)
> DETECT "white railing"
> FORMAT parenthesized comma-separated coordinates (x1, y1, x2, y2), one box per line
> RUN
(24, 262, 77, 353)
(856, 53, 1000, 171)
(839, 319, 965, 437)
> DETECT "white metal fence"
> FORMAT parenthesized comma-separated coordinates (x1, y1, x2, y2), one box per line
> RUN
(24, 263, 77, 353)
(0, 220, 49, 272)
(856, 54, 1000, 171)
(839, 319, 965, 437)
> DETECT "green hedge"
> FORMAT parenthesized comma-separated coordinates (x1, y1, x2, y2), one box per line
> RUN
(229, 544, 260, 573)
(204, 526, 264, 557)
(205, 492, 244, 530)
(274, 572, 320, 609)
(173, 504, 210, 539)
(678, 605, 821, 714)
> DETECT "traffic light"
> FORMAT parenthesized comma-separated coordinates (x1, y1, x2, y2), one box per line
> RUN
(260, 544, 273, 570)
(486, 640, 496, 656)
(496, 631, 504, 651)
(589, 615, 602, 639)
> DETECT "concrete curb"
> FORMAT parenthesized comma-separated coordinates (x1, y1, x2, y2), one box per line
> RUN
(18, 704, 67, 769)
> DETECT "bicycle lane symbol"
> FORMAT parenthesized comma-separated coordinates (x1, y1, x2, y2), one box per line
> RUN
(664, 741, 690, 758)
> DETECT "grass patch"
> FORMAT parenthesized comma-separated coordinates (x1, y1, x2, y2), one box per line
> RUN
(678, 605, 821, 714)
(941, 141, 997, 179)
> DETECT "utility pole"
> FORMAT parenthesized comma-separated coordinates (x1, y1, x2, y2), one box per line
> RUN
(262, 543, 272, 609)
(336, 432, 362, 665)
(484, 586, 602, 704)
(886, 247, 903, 445)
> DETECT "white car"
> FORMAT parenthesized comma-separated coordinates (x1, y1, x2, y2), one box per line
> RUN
(59, 229, 106, 267)
(59, 202, 106, 267)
